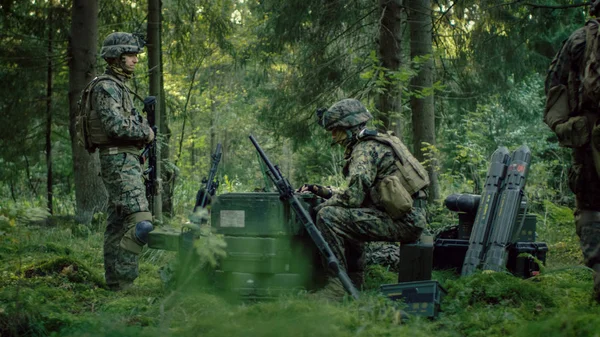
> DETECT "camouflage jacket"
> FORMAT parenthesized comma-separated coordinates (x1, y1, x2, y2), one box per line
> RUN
(320, 139, 398, 209)
(545, 25, 586, 111)
(90, 68, 152, 146)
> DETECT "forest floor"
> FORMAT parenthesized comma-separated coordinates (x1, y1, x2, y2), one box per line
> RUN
(1, 213, 600, 337)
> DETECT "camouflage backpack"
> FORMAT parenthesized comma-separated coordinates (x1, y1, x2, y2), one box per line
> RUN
(357, 131, 430, 219)
(544, 19, 600, 148)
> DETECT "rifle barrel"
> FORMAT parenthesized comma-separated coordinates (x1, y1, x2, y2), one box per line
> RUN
(248, 135, 360, 300)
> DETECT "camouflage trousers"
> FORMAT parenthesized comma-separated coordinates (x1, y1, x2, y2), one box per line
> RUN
(315, 205, 426, 277)
(575, 210, 600, 301)
(100, 152, 150, 289)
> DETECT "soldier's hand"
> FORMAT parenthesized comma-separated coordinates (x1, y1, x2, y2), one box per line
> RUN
(297, 184, 332, 199)
(297, 184, 312, 193)
(146, 127, 155, 143)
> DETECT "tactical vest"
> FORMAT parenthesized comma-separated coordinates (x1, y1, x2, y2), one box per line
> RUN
(77, 74, 135, 153)
(358, 132, 430, 196)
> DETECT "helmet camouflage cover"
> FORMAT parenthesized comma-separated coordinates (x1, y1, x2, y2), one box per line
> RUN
(319, 98, 373, 131)
(101, 32, 143, 59)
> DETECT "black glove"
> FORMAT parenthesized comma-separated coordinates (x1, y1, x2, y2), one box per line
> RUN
(297, 184, 332, 199)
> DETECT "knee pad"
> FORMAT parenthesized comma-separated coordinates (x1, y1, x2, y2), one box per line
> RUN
(120, 220, 154, 255)
(134, 220, 154, 245)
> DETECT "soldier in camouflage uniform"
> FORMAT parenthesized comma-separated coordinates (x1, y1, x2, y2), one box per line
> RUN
(300, 98, 429, 294)
(83, 32, 155, 290)
(544, 1, 600, 302)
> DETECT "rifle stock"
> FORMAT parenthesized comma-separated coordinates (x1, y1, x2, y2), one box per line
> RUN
(248, 135, 360, 300)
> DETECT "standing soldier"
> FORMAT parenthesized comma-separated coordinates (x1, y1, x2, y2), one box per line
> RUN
(544, 1, 600, 303)
(82, 32, 155, 290)
(300, 98, 429, 297)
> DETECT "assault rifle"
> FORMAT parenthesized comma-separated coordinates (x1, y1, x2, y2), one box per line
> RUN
(249, 135, 360, 300)
(193, 143, 222, 213)
(140, 96, 158, 210)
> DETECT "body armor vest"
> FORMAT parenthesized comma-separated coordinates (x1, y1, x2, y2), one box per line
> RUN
(78, 74, 135, 152)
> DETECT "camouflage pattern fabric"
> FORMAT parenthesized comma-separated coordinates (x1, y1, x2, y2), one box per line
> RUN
(321, 139, 420, 210)
(91, 68, 152, 289)
(100, 152, 149, 288)
(321, 98, 373, 131)
(547, 20, 600, 302)
(576, 216, 600, 299)
(365, 241, 401, 271)
(313, 133, 427, 276)
(91, 70, 152, 143)
(315, 205, 426, 274)
(101, 32, 142, 59)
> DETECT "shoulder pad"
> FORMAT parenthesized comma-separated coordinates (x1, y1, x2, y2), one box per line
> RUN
(95, 80, 122, 102)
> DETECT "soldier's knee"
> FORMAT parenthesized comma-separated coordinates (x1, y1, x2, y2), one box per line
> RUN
(119, 212, 153, 255)
(134, 221, 154, 244)
(120, 220, 154, 255)
(316, 205, 335, 220)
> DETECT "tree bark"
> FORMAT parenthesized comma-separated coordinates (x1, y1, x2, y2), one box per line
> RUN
(68, 0, 107, 224)
(46, 2, 54, 215)
(376, 0, 404, 138)
(148, 0, 163, 220)
(408, 0, 439, 202)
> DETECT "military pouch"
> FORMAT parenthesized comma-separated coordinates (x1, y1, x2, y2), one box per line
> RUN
(376, 175, 413, 220)
(544, 84, 571, 130)
(555, 116, 590, 148)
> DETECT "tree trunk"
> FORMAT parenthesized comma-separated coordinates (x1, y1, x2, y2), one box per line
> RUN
(46, 2, 54, 215)
(68, 0, 106, 224)
(376, 0, 404, 138)
(148, 0, 163, 220)
(408, 0, 439, 202)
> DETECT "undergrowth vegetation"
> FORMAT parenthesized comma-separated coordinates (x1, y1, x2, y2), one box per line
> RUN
(1, 199, 599, 337)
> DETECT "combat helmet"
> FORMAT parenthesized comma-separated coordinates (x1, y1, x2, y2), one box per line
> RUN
(318, 98, 373, 131)
(100, 32, 143, 59)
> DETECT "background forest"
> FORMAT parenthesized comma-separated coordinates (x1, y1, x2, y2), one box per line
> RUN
(1, 0, 598, 336)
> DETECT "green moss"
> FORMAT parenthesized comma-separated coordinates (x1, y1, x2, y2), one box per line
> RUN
(363, 264, 397, 290)
(515, 308, 600, 337)
(23, 256, 105, 287)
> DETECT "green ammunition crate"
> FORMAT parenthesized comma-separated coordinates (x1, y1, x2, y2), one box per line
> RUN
(514, 214, 537, 242)
(212, 193, 316, 236)
(214, 271, 312, 299)
(380, 280, 446, 318)
(219, 236, 314, 274)
(148, 227, 181, 251)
